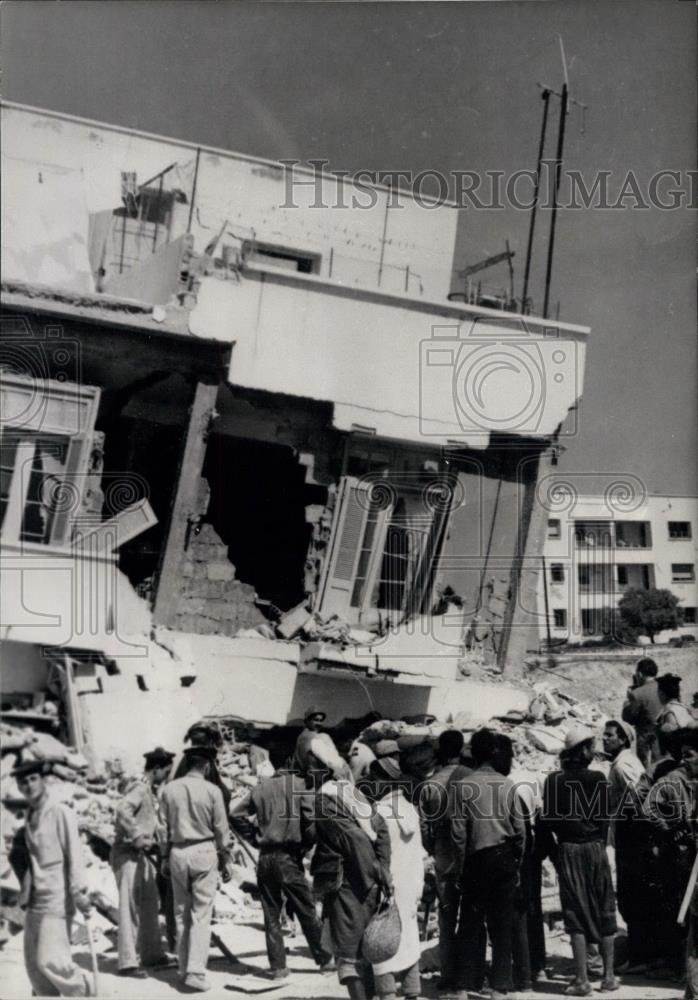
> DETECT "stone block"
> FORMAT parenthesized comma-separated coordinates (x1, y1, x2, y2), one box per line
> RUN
(208, 561, 236, 582)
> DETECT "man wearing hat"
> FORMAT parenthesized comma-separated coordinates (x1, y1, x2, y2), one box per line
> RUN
(10, 758, 92, 996)
(293, 706, 328, 774)
(160, 745, 233, 992)
(111, 747, 175, 978)
(541, 726, 618, 995)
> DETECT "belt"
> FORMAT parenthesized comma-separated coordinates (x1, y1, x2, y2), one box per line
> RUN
(172, 837, 216, 848)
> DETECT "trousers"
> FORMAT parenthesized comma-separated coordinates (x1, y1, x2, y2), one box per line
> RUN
(169, 842, 218, 977)
(111, 845, 165, 970)
(374, 960, 420, 999)
(257, 849, 331, 971)
(435, 874, 460, 985)
(456, 843, 517, 993)
(23, 910, 88, 997)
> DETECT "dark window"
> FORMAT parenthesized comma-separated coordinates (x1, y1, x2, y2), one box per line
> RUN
(550, 563, 565, 583)
(617, 565, 628, 586)
(553, 608, 567, 628)
(683, 607, 697, 625)
(242, 240, 321, 275)
(669, 522, 692, 540)
(547, 519, 561, 539)
(672, 564, 696, 584)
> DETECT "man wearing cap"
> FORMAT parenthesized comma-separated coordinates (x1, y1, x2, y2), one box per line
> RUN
(160, 745, 233, 992)
(10, 759, 91, 997)
(294, 706, 328, 774)
(111, 747, 175, 978)
(231, 747, 332, 980)
(540, 726, 618, 996)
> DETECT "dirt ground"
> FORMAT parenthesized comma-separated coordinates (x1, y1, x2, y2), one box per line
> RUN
(0, 917, 684, 1000)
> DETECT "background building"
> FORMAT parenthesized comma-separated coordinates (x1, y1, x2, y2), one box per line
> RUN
(538, 491, 698, 646)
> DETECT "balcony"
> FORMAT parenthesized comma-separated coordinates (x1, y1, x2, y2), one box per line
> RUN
(616, 563, 655, 591)
(615, 521, 652, 549)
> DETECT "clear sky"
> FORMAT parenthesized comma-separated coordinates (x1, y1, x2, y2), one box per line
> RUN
(2, 0, 696, 495)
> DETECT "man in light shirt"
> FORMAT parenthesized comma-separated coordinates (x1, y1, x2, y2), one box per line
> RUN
(160, 746, 233, 992)
(10, 759, 92, 997)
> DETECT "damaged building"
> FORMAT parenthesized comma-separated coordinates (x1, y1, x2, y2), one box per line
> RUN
(0, 102, 589, 768)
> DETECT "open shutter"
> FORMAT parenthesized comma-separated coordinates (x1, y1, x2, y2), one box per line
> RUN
(411, 480, 456, 616)
(49, 434, 90, 546)
(315, 476, 374, 620)
(316, 476, 371, 619)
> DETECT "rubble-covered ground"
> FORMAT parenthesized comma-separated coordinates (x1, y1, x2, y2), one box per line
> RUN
(0, 680, 690, 1000)
(0, 917, 683, 999)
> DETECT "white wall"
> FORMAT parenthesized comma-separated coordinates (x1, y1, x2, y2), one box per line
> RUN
(2, 104, 458, 302)
(190, 271, 587, 448)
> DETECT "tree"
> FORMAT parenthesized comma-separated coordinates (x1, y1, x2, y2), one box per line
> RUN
(617, 587, 684, 644)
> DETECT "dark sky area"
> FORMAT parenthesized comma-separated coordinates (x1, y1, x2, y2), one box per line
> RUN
(2, 0, 696, 495)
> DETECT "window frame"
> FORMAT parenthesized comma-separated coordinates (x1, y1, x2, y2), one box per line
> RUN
(553, 608, 567, 629)
(315, 471, 452, 627)
(550, 562, 565, 583)
(672, 563, 696, 584)
(547, 518, 561, 540)
(242, 239, 322, 275)
(668, 521, 692, 541)
(1, 371, 100, 548)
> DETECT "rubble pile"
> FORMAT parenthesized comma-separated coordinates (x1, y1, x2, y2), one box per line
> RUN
(239, 600, 379, 647)
(487, 681, 608, 779)
(0, 712, 262, 952)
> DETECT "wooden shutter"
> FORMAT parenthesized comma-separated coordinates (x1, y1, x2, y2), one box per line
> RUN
(410, 485, 454, 616)
(49, 434, 90, 546)
(316, 476, 384, 621)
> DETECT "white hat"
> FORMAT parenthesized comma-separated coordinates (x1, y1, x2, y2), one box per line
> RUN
(564, 725, 594, 752)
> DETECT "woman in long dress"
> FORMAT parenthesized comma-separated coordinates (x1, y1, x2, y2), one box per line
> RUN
(365, 756, 424, 1000)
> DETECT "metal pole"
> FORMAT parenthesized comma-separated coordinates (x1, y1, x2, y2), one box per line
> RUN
(543, 83, 568, 319)
(187, 147, 201, 235)
(152, 173, 163, 251)
(522, 89, 551, 313)
(377, 194, 390, 287)
(541, 555, 552, 648)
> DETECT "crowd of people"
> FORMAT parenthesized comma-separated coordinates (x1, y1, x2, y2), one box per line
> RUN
(8, 661, 698, 1000)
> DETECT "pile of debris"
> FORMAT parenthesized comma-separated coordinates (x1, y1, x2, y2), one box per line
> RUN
(487, 681, 608, 777)
(0, 710, 262, 955)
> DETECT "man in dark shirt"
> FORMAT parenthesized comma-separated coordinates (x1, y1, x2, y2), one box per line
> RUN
(419, 729, 470, 993)
(540, 727, 618, 995)
(449, 728, 525, 999)
(622, 658, 662, 766)
(233, 751, 332, 980)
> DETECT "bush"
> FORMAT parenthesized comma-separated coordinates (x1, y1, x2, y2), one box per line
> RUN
(617, 588, 683, 644)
